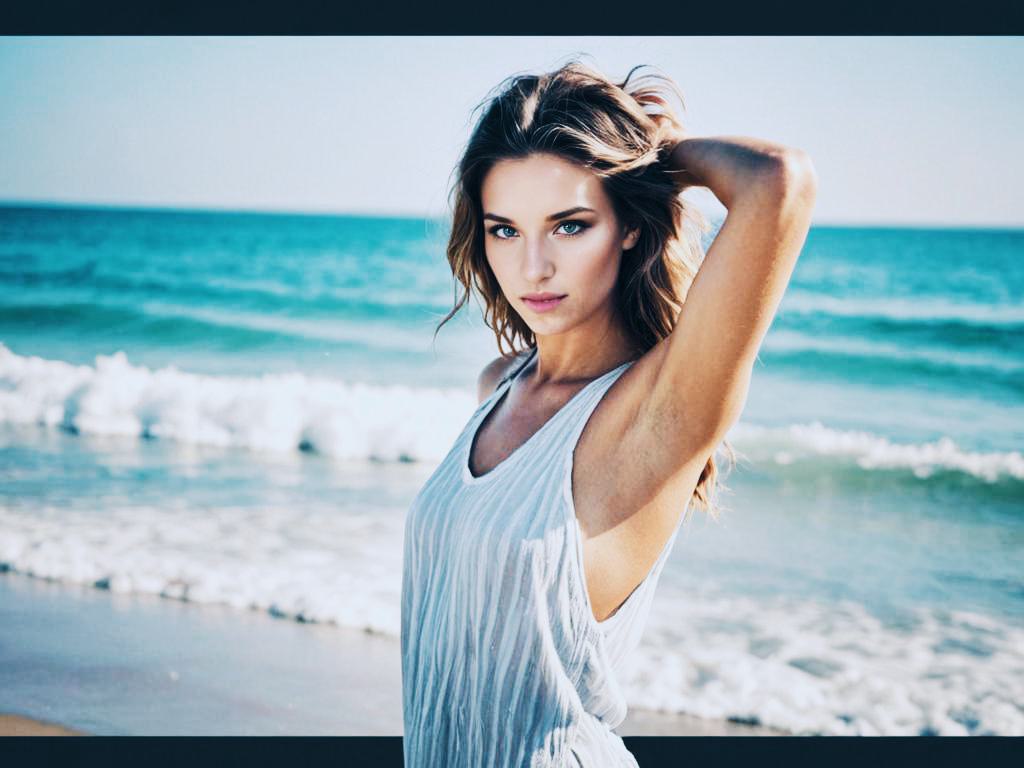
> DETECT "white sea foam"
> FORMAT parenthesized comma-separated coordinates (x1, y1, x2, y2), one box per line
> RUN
(621, 586, 1024, 735)
(0, 502, 405, 637)
(0, 343, 474, 462)
(1, 500, 1021, 735)
(1, 345, 1020, 484)
(729, 420, 1024, 483)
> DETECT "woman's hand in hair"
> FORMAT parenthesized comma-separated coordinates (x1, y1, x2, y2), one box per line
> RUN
(659, 124, 703, 191)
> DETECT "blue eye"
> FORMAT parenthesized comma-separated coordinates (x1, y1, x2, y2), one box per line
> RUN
(486, 220, 590, 240)
(489, 224, 517, 239)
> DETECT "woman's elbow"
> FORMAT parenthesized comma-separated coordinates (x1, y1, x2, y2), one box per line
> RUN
(775, 148, 818, 200)
(753, 148, 818, 211)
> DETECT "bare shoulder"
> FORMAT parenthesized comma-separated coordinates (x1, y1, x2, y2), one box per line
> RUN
(476, 354, 520, 405)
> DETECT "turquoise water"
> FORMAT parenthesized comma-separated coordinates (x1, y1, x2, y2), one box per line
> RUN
(0, 203, 1022, 735)
(0, 205, 476, 383)
(2, 206, 1020, 445)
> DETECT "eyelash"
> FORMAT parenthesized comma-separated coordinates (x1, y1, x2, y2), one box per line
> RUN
(487, 220, 590, 240)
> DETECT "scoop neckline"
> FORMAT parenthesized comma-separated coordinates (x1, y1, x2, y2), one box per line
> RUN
(461, 356, 632, 486)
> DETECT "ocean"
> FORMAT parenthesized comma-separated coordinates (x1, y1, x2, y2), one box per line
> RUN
(0, 203, 1021, 736)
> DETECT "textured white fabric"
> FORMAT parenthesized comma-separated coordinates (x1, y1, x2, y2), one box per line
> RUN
(401, 347, 688, 767)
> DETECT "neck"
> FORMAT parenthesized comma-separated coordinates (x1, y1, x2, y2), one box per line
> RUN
(528, 307, 641, 387)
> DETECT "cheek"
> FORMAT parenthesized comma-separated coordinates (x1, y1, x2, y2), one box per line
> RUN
(484, 252, 508, 287)
(578, 245, 621, 290)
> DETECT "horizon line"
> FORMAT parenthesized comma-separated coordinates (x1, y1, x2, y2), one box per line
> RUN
(1, 197, 1022, 233)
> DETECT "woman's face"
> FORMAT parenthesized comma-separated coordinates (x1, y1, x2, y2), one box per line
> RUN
(480, 152, 639, 338)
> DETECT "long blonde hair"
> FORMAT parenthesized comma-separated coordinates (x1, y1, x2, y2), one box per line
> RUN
(435, 56, 735, 520)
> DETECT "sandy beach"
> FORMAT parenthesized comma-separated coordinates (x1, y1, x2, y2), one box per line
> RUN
(0, 571, 784, 737)
(0, 713, 84, 736)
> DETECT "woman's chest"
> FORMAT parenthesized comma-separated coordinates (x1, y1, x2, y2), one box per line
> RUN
(468, 386, 582, 478)
(407, 450, 569, 574)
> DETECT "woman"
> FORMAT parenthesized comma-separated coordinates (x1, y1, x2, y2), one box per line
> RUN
(401, 60, 817, 766)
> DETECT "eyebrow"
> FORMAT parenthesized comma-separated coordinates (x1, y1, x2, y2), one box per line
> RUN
(482, 206, 596, 224)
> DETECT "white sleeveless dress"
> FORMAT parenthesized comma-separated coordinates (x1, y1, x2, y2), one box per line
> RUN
(401, 347, 688, 767)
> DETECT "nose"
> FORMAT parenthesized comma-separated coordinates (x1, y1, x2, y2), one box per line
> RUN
(522, 239, 554, 284)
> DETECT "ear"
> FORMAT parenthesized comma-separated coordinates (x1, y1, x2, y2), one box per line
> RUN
(622, 225, 640, 251)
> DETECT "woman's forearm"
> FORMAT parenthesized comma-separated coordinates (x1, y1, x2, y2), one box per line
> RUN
(666, 136, 815, 211)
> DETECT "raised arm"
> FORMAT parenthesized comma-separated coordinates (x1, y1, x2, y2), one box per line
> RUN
(637, 135, 818, 469)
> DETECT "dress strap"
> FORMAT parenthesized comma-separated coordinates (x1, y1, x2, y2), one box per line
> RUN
(496, 347, 537, 388)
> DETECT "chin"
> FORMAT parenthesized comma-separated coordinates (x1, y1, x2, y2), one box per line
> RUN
(528, 317, 573, 337)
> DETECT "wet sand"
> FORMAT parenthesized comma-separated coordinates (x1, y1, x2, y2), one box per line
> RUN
(0, 713, 84, 736)
(0, 571, 784, 737)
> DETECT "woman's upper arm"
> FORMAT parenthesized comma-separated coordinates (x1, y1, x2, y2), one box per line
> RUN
(635, 150, 818, 467)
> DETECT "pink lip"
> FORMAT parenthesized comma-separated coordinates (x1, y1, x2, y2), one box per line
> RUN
(522, 295, 566, 313)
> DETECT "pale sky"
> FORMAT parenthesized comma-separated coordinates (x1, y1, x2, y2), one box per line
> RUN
(1, 36, 1021, 227)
